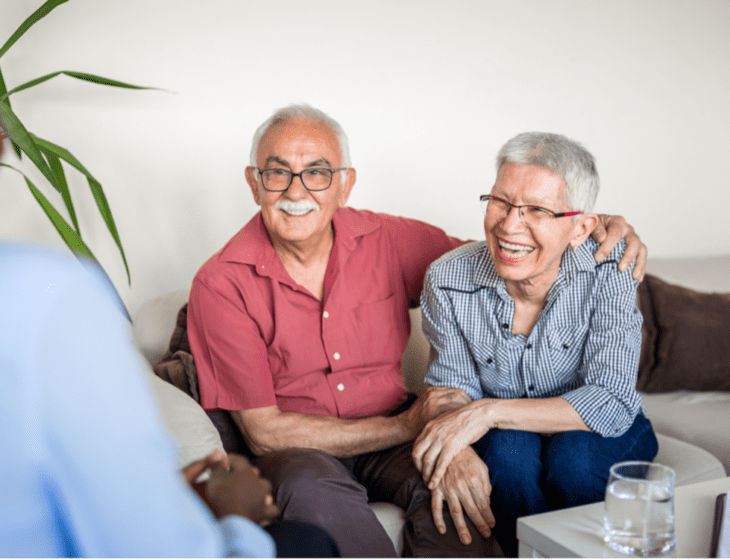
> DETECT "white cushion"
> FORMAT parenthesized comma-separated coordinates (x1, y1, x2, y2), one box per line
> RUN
(144, 360, 223, 468)
(643, 391, 730, 476)
(132, 290, 189, 365)
(654, 433, 726, 486)
(371, 502, 405, 556)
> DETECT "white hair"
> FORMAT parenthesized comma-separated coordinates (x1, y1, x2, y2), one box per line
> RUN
(497, 132, 599, 214)
(249, 104, 351, 168)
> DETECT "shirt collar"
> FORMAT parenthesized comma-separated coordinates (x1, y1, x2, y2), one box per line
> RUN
(472, 236, 598, 290)
(219, 207, 381, 268)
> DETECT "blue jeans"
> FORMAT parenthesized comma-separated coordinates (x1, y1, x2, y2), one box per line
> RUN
(475, 414, 658, 557)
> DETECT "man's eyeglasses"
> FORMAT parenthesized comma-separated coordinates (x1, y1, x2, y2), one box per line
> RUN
(256, 168, 347, 192)
(480, 194, 583, 228)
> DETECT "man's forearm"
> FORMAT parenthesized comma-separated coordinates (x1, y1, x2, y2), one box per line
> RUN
(231, 407, 415, 458)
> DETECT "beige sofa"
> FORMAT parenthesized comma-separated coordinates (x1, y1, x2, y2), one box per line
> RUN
(134, 253, 730, 552)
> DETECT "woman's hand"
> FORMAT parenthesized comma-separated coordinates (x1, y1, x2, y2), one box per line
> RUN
(412, 400, 495, 490)
(399, 386, 472, 439)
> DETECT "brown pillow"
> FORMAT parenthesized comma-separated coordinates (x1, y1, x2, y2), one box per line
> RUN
(153, 304, 199, 401)
(153, 304, 249, 455)
(637, 274, 730, 393)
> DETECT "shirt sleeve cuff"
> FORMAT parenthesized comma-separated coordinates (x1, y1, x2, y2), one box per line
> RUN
(219, 515, 276, 558)
(561, 385, 635, 438)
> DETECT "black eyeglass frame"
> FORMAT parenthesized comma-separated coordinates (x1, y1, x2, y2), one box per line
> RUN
(479, 194, 583, 225)
(256, 167, 348, 192)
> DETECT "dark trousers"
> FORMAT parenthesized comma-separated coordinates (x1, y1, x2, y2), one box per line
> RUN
(265, 519, 341, 557)
(475, 414, 658, 557)
(255, 442, 502, 557)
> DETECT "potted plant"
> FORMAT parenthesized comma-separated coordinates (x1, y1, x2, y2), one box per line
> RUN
(0, 0, 160, 290)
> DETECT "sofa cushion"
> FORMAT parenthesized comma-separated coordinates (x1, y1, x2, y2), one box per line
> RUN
(637, 274, 730, 393)
(643, 391, 730, 476)
(145, 361, 224, 468)
(153, 303, 200, 401)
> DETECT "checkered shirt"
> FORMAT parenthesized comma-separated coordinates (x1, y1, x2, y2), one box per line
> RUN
(421, 237, 643, 437)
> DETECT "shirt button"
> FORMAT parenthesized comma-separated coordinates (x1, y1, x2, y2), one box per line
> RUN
(528, 385, 535, 391)
(333, 352, 341, 360)
(526, 344, 532, 349)
(337, 383, 345, 391)
(502, 323, 509, 329)
(323, 311, 329, 318)
(563, 343, 569, 349)
(486, 358, 493, 364)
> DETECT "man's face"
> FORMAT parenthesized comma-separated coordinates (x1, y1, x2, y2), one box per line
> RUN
(245, 118, 355, 248)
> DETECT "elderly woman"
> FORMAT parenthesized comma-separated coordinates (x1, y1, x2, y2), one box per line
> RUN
(412, 132, 658, 557)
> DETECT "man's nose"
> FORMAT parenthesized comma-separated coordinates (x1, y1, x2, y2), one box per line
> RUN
(285, 173, 309, 199)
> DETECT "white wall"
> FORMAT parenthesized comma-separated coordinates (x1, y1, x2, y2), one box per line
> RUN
(1, 0, 729, 316)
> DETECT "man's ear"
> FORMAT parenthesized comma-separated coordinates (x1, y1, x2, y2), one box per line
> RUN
(338, 168, 357, 208)
(570, 213, 599, 250)
(245, 166, 262, 206)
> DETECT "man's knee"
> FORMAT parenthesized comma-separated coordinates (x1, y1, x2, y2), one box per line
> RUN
(254, 448, 369, 508)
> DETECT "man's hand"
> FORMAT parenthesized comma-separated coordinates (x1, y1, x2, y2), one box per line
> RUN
(205, 454, 280, 525)
(182, 448, 230, 485)
(399, 386, 472, 439)
(592, 214, 647, 281)
(430, 447, 495, 546)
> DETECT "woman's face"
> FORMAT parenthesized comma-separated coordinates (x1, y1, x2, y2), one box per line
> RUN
(485, 162, 583, 291)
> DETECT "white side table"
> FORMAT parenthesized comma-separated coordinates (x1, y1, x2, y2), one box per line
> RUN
(517, 476, 730, 557)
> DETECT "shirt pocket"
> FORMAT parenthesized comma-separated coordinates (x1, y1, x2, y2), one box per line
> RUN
(350, 293, 406, 368)
(548, 325, 587, 382)
(471, 332, 519, 396)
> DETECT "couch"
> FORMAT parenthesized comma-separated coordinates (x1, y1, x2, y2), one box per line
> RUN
(133, 253, 730, 553)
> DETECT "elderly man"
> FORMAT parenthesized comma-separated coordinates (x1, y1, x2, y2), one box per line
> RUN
(188, 105, 646, 557)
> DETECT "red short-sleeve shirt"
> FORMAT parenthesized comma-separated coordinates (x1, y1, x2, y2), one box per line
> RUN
(188, 207, 463, 419)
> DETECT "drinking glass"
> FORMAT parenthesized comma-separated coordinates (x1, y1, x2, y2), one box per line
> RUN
(603, 461, 676, 556)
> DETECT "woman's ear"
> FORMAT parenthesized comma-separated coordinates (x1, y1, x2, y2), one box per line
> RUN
(570, 213, 599, 250)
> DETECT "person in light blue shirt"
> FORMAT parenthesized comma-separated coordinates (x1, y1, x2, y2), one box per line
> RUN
(412, 132, 658, 557)
(0, 125, 338, 558)
(0, 241, 281, 557)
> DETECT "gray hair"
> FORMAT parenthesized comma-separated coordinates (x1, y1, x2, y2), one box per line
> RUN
(496, 132, 599, 214)
(249, 104, 352, 168)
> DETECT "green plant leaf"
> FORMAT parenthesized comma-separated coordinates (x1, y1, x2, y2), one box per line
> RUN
(41, 148, 79, 234)
(0, 70, 163, 102)
(0, 66, 22, 159)
(0, 103, 61, 192)
(87, 175, 130, 284)
(32, 135, 130, 284)
(0, 162, 95, 262)
(1, 161, 131, 322)
(0, 0, 70, 59)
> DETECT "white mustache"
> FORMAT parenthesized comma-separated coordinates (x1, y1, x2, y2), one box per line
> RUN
(275, 199, 321, 216)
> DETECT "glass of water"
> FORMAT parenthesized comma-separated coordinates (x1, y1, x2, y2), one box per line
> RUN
(603, 461, 676, 556)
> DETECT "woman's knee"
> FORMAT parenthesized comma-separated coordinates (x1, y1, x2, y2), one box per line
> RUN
(542, 432, 612, 508)
(476, 429, 542, 479)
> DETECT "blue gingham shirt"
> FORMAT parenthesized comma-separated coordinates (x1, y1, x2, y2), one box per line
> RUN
(421, 237, 643, 437)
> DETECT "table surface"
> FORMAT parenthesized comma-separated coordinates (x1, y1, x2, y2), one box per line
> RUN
(517, 476, 730, 558)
